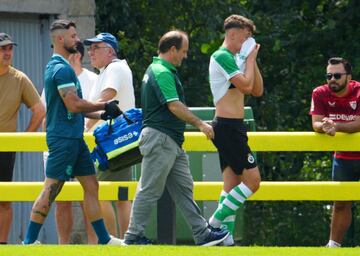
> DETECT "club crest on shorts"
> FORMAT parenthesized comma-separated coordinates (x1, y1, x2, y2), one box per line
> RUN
(247, 154, 255, 164)
(65, 165, 73, 176)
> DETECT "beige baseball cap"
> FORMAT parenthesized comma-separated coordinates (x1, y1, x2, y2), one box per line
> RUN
(0, 33, 17, 47)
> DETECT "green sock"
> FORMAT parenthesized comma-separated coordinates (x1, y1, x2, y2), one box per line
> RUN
(222, 214, 236, 235)
(217, 190, 236, 235)
(211, 183, 253, 226)
(214, 203, 235, 221)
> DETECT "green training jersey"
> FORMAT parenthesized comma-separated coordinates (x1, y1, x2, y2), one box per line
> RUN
(141, 57, 186, 146)
(44, 54, 84, 138)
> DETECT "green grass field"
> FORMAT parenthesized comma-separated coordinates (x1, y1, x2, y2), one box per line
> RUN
(0, 246, 359, 256)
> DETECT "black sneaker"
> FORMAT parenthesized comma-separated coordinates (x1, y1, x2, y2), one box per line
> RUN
(207, 223, 222, 232)
(207, 224, 234, 246)
(197, 228, 229, 246)
(124, 236, 152, 245)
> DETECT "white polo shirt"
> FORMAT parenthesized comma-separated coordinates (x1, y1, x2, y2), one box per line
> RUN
(78, 68, 98, 100)
(89, 59, 135, 112)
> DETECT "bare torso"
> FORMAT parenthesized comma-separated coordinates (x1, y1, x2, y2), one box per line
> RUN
(215, 88, 244, 118)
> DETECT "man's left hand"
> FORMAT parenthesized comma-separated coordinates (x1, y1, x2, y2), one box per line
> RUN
(199, 122, 214, 140)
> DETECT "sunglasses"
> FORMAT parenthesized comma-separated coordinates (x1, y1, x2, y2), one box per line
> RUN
(325, 72, 347, 80)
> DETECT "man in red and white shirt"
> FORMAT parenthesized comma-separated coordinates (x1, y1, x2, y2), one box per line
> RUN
(310, 57, 360, 247)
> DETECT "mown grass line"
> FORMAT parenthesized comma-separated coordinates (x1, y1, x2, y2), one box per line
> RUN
(1, 245, 360, 256)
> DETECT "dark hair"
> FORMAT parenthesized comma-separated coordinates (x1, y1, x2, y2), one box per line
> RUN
(328, 57, 352, 75)
(158, 30, 188, 54)
(75, 41, 84, 60)
(224, 14, 255, 33)
(50, 19, 76, 32)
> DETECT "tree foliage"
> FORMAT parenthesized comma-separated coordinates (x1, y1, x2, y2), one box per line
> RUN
(95, 0, 360, 246)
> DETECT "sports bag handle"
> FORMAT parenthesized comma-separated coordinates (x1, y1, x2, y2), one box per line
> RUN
(122, 112, 134, 125)
(107, 110, 134, 135)
(108, 119, 113, 135)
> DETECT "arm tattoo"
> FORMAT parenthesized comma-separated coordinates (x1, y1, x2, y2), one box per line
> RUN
(59, 87, 77, 98)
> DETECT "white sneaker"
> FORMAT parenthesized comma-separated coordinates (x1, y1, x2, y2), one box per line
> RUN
(222, 234, 235, 246)
(107, 235, 126, 246)
(326, 240, 341, 247)
(22, 240, 41, 245)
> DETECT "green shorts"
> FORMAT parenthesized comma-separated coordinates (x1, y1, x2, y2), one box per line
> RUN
(46, 137, 95, 181)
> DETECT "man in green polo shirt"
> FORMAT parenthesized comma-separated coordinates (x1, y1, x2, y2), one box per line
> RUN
(124, 30, 228, 246)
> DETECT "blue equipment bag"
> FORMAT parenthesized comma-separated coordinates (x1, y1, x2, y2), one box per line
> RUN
(91, 108, 143, 171)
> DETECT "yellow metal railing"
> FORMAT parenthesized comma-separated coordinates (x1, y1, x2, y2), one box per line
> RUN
(1, 132, 360, 201)
(1, 181, 360, 201)
(1, 131, 360, 152)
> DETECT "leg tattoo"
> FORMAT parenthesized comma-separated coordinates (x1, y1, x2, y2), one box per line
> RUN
(32, 181, 64, 219)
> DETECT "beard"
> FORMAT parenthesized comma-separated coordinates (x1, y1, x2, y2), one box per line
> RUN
(328, 81, 346, 93)
(64, 44, 77, 54)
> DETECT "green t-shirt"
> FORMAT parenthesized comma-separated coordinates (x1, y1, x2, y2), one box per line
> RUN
(141, 57, 186, 146)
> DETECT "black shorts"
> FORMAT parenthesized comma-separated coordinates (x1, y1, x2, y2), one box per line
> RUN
(212, 117, 257, 175)
(332, 157, 360, 181)
(0, 152, 16, 181)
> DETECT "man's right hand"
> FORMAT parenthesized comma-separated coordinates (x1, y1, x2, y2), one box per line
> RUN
(322, 118, 336, 136)
(247, 44, 260, 60)
(100, 100, 122, 120)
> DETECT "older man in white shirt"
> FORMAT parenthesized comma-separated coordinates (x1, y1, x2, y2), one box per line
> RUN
(84, 32, 135, 239)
